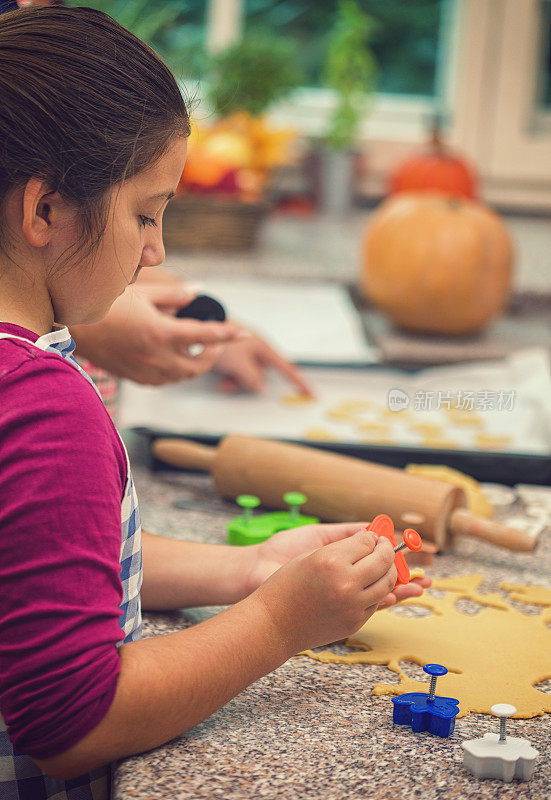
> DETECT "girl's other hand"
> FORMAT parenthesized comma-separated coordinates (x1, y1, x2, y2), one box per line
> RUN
(246, 522, 431, 626)
(251, 527, 398, 653)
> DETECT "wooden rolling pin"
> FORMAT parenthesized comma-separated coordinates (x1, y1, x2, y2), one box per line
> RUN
(152, 435, 536, 553)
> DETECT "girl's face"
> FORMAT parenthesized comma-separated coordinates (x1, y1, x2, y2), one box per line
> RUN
(49, 135, 187, 326)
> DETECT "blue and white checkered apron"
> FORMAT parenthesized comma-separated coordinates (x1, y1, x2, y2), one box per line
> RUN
(0, 327, 143, 800)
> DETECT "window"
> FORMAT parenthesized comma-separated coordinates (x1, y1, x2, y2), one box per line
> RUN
(67, 0, 208, 79)
(244, 0, 446, 97)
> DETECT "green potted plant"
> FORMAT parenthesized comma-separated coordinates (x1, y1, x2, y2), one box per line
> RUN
(207, 31, 303, 118)
(162, 32, 304, 251)
(320, 0, 378, 212)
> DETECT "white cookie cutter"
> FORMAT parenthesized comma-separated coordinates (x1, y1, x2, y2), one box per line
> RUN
(462, 704, 539, 782)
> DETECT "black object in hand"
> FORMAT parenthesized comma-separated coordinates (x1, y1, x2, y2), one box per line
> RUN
(176, 294, 226, 322)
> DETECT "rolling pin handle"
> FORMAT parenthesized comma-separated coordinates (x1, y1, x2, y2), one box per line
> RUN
(152, 438, 217, 473)
(449, 508, 537, 552)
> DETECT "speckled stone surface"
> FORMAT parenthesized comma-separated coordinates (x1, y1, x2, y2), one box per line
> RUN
(112, 438, 550, 800)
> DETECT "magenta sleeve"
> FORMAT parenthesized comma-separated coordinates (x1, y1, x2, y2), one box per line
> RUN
(0, 349, 128, 759)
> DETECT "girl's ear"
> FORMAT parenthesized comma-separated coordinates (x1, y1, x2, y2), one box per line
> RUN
(21, 178, 66, 248)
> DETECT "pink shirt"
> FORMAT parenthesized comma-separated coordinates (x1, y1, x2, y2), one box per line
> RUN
(0, 323, 126, 758)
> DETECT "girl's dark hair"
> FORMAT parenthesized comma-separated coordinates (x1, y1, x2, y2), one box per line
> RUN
(0, 6, 190, 264)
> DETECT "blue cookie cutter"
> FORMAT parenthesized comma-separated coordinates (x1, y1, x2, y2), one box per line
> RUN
(391, 664, 460, 738)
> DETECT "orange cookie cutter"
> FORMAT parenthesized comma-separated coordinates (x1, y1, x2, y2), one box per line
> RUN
(366, 514, 422, 587)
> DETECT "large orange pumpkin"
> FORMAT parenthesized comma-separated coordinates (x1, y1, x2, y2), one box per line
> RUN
(361, 193, 514, 335)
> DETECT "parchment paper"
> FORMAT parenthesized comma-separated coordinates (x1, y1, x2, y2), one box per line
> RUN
(119, 348, 551, 455)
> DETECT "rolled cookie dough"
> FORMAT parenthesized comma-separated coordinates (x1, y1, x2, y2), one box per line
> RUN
(302, 575, 551, 719)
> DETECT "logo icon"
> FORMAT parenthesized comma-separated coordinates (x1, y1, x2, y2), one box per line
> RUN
(388, 388, 410, 412)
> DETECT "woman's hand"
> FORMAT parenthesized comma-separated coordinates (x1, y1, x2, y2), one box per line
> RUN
(215, 330, 313, 397)
(245, 522, 431, 610)
(70, 275, 313, 396)
(70, 283, 248, 385)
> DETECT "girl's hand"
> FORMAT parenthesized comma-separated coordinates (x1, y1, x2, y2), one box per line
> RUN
(246, 522, 431, 614)
(215, 330, 313, 397)
(253, 528, 397, 653)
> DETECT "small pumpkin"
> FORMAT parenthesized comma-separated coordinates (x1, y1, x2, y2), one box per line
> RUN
(390, 127, 477, 200)
(361, 193, 513, 335)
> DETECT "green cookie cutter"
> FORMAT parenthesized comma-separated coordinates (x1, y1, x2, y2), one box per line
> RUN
(227, 492, 319, 546)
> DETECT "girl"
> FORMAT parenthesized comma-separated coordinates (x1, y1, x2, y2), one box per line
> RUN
(0, 7, 429, 799)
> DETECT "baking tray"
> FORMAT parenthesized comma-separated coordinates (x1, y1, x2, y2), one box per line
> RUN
(122, 354, 551, 487)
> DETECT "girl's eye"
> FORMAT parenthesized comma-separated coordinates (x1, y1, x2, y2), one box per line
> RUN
(139, 215, 157, 229)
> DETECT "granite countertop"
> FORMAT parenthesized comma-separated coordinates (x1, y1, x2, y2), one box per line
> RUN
(112, 444, 550, 800)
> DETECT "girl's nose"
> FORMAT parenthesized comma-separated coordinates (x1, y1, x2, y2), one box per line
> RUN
(140, 226, 166, 268)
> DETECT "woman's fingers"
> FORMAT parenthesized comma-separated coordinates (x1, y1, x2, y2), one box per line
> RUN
(377, 593, 397, 609)
(135, 281, 200, 312)
(258, 341, 314, 397)
(224, 356, 266, 393)
(168, 348, 224, 380)
(166, 317, 249, 347)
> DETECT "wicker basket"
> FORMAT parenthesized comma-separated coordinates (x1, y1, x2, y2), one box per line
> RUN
(162, 193, 270, 251)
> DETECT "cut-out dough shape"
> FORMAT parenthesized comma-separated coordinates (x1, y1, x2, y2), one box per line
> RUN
(304, 428, 337, 442)
(301, 575, 551, 718)
(475, 434, 511, 450)
(326, 410, 359, 423)
(500, 583, 551, 607)
(356, 422, 391, 435)
(280, 393, 316, 405)
(409, 423, 443, 436)
(336, 400, 374, 413)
